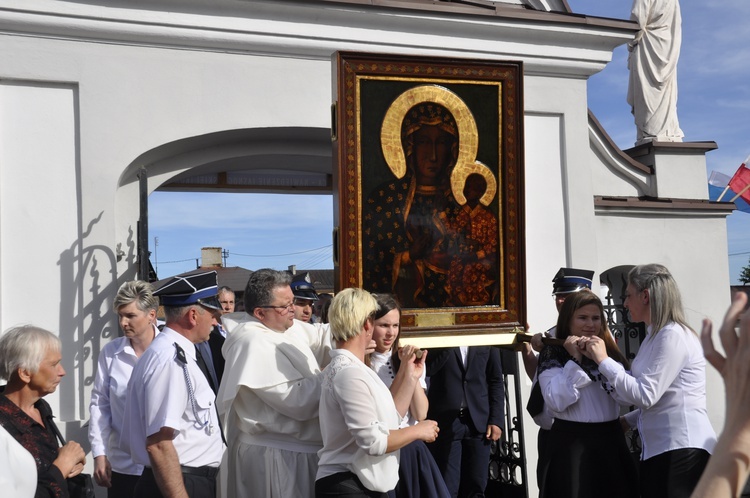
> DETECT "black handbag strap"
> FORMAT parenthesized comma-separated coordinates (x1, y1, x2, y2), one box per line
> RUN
(45, 411, 66, 446)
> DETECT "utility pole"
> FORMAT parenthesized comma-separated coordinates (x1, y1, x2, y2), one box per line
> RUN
(154, 236, 159, 275)
(137, 167, 149, 281)
(222, 249, 229, 267)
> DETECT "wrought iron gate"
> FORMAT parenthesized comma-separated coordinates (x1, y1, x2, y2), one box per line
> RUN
(487, 348, 529, 497)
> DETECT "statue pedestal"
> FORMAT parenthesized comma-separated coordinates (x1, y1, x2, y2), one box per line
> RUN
(624, 141, 717, 200)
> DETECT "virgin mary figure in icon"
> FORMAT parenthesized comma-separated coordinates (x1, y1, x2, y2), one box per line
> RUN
(364, 85, 499, 308)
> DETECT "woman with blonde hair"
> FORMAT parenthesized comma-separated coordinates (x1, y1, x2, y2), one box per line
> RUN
(582, 264, 716, 498)
(315, 288, 440, 497)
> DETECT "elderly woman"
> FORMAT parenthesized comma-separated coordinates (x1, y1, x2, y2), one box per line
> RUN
(88, 280, 158, 498)
(315, 288, 440, 498)
(582, 264, 717, 498)
(0, 325, 86, 497)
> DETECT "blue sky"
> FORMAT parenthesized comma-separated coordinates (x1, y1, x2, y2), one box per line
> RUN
(150, 1, 750, 283)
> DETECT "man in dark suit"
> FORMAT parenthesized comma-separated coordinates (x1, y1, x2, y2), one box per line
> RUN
(196, 286, 234, 391)
(426, 346, 504, 498)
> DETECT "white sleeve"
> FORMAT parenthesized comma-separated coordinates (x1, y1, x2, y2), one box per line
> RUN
(290, 322, 334, 368)
(598, 329, 688, 409)
(143, 357, 186, 437)
(538, 361, 593, 413)
(88, 350, 112, 458)
(623, 408, 640, 429)
(254, 371, 324, 420)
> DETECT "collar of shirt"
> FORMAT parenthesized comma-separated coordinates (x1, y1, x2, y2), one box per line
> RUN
(115, 324, 161, 358)
(159, 327, 197, 362)
(370, 350, 392, 363)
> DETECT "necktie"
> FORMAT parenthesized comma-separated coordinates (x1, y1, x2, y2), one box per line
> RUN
(195, 343, 218, 394)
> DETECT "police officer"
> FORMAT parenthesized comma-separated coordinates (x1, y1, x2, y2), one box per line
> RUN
(290, 272, 319, 323)
(121, 270, 226, 498)
(522, 267, 595, 378)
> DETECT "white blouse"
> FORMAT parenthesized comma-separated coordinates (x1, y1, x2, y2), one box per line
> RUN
(0, 424, 36, 497)
(370, 350, 427, 428)
(539, 350, 624, 424)
(598, 322, 716, 460)
(88, 328, 157, 475)
(317, 349, 402, 493)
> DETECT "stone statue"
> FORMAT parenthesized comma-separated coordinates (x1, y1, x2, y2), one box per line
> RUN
(627, 0, 684, 145)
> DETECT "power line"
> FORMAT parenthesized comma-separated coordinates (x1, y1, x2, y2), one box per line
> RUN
(157, 257, 199, 264)
(152, 245, 334, 268)
(298, 250, 333, 269)
(231, 244, 332, 258)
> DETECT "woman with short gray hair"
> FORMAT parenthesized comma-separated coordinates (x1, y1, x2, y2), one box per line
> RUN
(89, 280, 159, 498)
(0, 325, 87, 497)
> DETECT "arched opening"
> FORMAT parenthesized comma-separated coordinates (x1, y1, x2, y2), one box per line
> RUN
(120, 126, 333, 194)
(116, 126, 335, 285)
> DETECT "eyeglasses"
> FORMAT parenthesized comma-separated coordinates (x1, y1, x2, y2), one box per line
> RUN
(258, 303, 295, 314)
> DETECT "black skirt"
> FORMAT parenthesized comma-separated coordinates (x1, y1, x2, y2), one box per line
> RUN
(394, 440, 451, 498)
(538, 418, 638, 498)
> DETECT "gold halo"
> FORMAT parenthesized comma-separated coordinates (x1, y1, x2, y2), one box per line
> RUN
(452, 160, 497, 207)
(380, 85, 479, 180)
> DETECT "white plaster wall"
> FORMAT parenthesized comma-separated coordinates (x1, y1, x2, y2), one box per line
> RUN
(653, 153, 713, 199)
(524, 75, 601, 271)
(0, 82, 79, 416)
(589, 146, 651, 197)
(523, 75, 608, 325)
(524, 113, 567, 328)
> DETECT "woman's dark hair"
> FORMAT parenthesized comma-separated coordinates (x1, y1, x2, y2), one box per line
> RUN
(319, 297, 332, 324)
(371, 293, 404, 371)
(372, 293, 401, 320)
(556, 289, 629, 368)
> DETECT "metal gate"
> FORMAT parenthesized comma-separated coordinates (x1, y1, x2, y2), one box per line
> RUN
(487, 348, 529, 497)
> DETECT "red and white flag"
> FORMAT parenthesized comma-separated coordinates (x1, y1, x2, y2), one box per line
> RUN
(717, 154, 750, 203)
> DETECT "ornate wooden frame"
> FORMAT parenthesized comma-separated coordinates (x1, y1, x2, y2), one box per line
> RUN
(332, 52, 525, 347)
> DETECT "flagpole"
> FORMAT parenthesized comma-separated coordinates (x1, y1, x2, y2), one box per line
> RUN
(729, 183, 750, 203)
(716, 185, 732, 202)
(722, 154, 750, 202)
